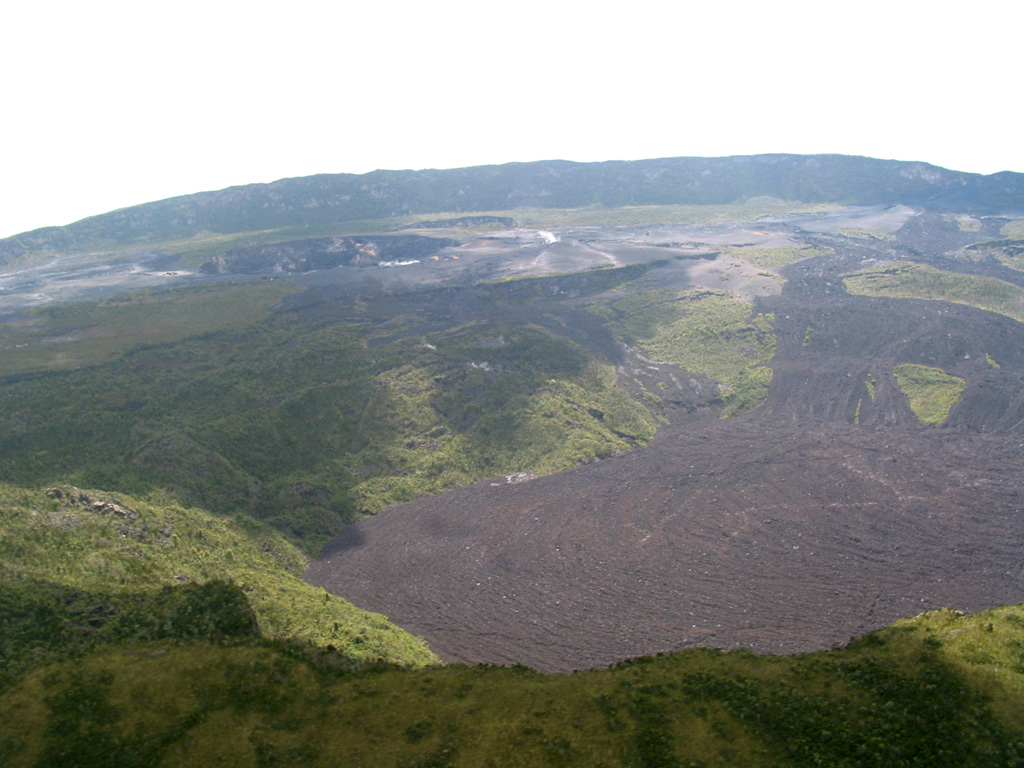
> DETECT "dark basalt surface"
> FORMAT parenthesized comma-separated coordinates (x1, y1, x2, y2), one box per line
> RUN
(306, 420, 1024, 672)
(306, 210, 1024, 672)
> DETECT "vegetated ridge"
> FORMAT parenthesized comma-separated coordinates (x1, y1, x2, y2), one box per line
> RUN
(0, 482, 436, 684)
(3, 605, 1024, 767)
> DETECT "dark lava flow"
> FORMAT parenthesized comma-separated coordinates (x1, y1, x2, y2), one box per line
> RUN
(306, 212, 1024, 672)
(307, 421, 1023, 672)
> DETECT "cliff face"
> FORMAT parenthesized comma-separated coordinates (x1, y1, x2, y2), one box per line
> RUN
(4, 154, 1023, 265)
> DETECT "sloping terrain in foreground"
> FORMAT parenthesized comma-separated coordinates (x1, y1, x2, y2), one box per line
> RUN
(3, 605, 1024, 767)
(0, 482, 436, 680)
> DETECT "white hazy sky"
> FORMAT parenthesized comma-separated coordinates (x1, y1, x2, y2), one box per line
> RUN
(2, 0, 1021, 239)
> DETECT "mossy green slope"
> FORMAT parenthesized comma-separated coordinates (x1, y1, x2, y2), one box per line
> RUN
(843, 261, 1024, 324)
(2, 605, 1023, 767)
(608, 290, 776, 417)
(0, 281, 299, 375)
(969, 238, 1024, 273)
(893, 363, 967, 425)
(0, 483, 437, 677)
(350, 322, 656, 513)
(0, 575, 260, 684)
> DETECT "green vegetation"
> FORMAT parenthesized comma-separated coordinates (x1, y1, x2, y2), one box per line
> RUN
(952, 215, 982, 232)
(864, 373, 877, 400)
(839, 227, 894, 240)
(3, 162, 1024, 764)
(470, 200, 827, 230)
(363, 201, 827, 238)
(0, 282, 656, 552)
(728, 244, 824, 269)
(0, 483, 437, 679)
(893, 364, 966, 425)
(2, 605, 1023, 767)
(346, 323, 656, 515)
(0, 281, 298, 374)
(610, 290, 776, 417)
(844, 261, 1024, 323)
(1001, 220, 1024, 239)
(0, 575, 259, 683)
(966, 238, 1024, 273)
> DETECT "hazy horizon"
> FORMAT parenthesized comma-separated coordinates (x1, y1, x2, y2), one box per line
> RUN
(3, 0, 1021, 239)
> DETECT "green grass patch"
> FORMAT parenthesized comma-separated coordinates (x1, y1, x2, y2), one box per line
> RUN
(0, 483, 437, 677)
(2, 605, 1023, 767)
(966, 238, 1024, 273)
(0, 281, 300, 375)
(1001, 220, 1024, 239)
(864, 372, 877, 400)
(839, 227, 894, 240)
(844, 261, 1024, 323)
(611, 290, 776, 417)
(0, 291, 656, 551)
(728, 244, 824, 269)
(951, 215, 981, 232)
(483, 199, 828, 229)
(893, 364, 966, 425)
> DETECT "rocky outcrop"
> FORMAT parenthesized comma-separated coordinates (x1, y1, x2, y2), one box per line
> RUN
(44, 486, 172, 544)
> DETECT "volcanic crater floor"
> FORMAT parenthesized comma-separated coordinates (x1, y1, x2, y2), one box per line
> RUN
(306, 418, 1024, 673)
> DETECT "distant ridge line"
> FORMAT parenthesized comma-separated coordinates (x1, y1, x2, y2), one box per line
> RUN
(3, 154, 1023, 264)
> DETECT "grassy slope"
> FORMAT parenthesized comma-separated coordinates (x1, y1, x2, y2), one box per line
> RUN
(0, 281, 657, 552)
(843, 261, 1024, 324)
(0, 482, 437, 676)
(351, 323, 656, 514)
(723, 244, 824, 270)
(1001, 220, 1024, 239)
(607, 290, 776, 417)
(967, 238, 1024, 273)
(1, 268, 787, 553)
(2, 605, 1023, 767)
(893, 363, 967, 426)
(0, 281, 300, 375)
